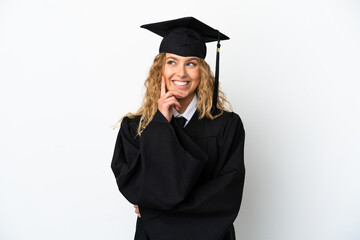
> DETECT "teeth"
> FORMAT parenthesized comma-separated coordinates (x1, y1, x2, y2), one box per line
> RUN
(174, 81, 189, 86)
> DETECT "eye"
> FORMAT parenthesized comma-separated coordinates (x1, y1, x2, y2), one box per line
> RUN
(186, 62, 196, 66)
(167, 61, 175, 65)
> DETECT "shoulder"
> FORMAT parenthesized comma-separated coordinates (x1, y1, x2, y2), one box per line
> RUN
(120, 115, 141, 139)
(187, 110, 244, 137)
(219, 110, 240, 120)
(209, 110, 243, 127)
(122, 115, 141, 126)
(221, 111, 244, 127)
(216, 111, 245, 144)
(216, 110, 244, 133)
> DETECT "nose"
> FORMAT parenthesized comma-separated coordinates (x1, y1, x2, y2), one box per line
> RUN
(176, 64, 187, 78)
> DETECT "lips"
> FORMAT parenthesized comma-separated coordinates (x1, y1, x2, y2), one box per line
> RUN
(172, 80, 190, 86)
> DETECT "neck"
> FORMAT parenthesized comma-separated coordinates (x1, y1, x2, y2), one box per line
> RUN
(177, 93, 195, 114)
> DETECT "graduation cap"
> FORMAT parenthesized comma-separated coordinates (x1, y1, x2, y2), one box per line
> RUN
(141, 17, 229, 114)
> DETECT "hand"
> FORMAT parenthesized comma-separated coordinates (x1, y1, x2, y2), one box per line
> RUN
(134, 205, 141, 218)
(157, 76, 185, 122)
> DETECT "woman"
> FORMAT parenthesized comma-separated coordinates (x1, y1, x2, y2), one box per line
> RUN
(111, 17, 245, 240)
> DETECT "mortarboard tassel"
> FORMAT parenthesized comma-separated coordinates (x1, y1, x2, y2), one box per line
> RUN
(212, 30, 221, 115)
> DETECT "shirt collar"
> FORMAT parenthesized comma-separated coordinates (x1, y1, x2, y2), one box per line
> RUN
(172, 94, 198, 122)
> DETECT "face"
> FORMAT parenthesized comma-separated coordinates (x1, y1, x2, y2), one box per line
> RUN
(163, 53, 201, 102)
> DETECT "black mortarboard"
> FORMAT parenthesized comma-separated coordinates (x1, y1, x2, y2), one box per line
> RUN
(141, 17, 229, 114)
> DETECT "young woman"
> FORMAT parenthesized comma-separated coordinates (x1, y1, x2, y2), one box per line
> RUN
(111, 17, 245, 240)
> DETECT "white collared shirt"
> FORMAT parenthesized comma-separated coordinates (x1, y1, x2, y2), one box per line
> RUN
(172, 94, 198, 127)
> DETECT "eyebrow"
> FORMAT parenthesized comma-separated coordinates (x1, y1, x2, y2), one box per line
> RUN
(187, 57, 199, 62)
(166, 56, 179, 61)
(166, 56, 199, 62)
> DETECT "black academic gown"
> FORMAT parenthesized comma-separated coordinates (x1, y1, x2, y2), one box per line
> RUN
(111, 109, 245, 240)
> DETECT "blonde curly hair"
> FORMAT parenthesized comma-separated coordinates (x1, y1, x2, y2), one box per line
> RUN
(114, 52, 232, 135)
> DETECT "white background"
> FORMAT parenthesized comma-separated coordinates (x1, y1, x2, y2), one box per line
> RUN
(0, 0, 359, 239)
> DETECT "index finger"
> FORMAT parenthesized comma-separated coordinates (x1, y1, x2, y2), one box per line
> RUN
(161, 76, 166, 97)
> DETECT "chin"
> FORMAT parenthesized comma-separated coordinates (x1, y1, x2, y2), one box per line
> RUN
(177, 95, 187, 99)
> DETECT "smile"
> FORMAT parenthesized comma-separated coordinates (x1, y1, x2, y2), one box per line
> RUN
(172, 80, 190, 86)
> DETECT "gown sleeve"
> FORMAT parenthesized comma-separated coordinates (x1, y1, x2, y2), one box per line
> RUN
(111, 110, 208, 210)
(138, 112, 245, 240)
